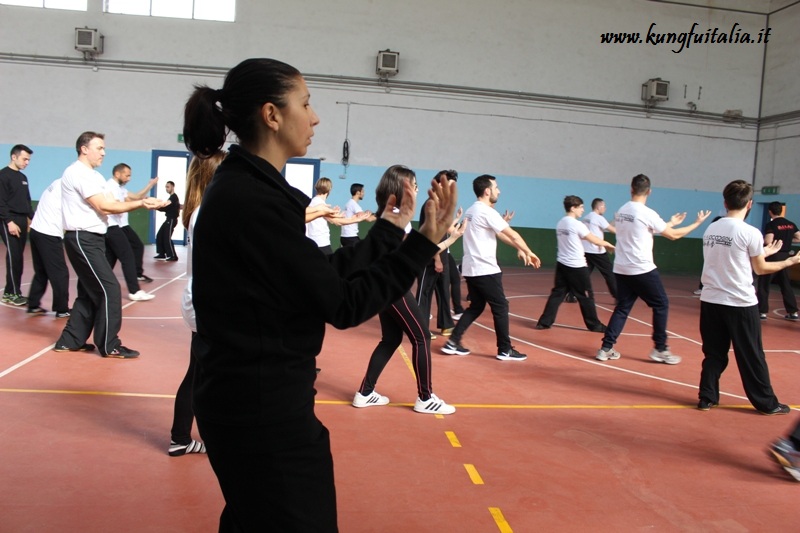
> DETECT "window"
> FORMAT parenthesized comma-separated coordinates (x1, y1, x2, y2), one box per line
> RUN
(104, 0, 235, 22)
(1, 0, 86, 9)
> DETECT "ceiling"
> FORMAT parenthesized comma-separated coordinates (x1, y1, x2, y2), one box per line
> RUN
(647, 0, 798, 15)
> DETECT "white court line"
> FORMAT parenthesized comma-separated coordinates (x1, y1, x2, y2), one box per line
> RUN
(0, 273, 186, 379)
(490, 301, 797, 403)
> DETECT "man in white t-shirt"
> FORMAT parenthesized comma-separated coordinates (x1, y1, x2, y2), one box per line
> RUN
(697, 180, 796, 415)
(339, 183, 376, 247)
(442, 174, 541, 361)
(596, 174, 710, 364)
(54, 132, 166, 359)
(26, 178, 70, 317)
(536, 195, 614, 331)
(581, 198, 617, 300)
(104, 163, 157, 301)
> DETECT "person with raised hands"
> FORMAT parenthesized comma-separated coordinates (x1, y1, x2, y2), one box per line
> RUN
(181, 57, 456, 532)
(442, 174, 541, 361)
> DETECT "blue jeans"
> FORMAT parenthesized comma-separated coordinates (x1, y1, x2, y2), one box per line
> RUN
(601, 269, 669, 351)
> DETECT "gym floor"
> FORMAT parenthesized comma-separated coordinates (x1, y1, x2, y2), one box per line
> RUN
(1, 245, 798, 532)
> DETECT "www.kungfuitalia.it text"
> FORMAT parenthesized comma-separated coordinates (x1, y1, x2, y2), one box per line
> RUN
(600, 23, 772, 53)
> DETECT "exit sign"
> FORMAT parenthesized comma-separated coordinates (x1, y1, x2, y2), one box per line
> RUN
(177, 133, 184, 143)
(761, 186, 780, 195)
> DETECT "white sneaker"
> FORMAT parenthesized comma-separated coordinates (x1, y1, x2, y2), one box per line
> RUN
(352, 391, 390, 408)
(693, 289, 702, 296)
(649, 348, 681, 365)
(452, 312, 463, 320)
(596, 347, 621, 361)
(414, 394, 455, 415)
(128, 290, 155, 301)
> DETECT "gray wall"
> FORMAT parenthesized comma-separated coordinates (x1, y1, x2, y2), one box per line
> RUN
(1, 0, 798, 231)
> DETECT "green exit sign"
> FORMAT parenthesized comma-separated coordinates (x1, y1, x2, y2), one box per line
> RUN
(177, 133, 184, 143)
(761, 186, 780, 195)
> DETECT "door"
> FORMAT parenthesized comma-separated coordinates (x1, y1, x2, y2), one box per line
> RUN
(150, 150, 192, 244)
(284, 158, 320, 198)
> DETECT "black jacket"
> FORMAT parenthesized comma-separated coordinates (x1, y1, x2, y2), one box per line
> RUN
(191, 145, 437, 438)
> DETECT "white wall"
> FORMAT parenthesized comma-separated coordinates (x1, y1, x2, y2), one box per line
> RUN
(0, 0, 796, 208)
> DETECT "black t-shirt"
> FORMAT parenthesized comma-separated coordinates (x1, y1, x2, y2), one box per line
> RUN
(764, 216, 798, 253)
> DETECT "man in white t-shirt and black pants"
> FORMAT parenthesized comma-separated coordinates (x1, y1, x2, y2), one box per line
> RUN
(54, 132, 166, 358)
(596, 174, 710, 364)
(536, 196, 614, 331)
(697, 180, 796, 415)
(442, 174, 541, 361)
(104, 163, 156, 301)
(26, 178, 70, 317)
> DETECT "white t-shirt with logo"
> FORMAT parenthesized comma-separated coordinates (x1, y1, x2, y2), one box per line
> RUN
(612, 200, 667, 275)
(556, 216, 590, 268)
(700, 217, 763, 307)
(306, 195, 331, 248)
(31, 178, 64, 238)
(61, 160, 108, 234)
(104, 178, 127, 228)
(340, 198, 362, 238)
(582, 211, 610, 254)
(461, 201, 509, 277)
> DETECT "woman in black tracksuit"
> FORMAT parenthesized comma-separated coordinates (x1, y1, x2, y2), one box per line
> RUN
(354, 165, 456, 415)
(182, 58, 457, 532)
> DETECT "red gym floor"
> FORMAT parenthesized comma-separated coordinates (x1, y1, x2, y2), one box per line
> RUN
(1, 245, 798, 532)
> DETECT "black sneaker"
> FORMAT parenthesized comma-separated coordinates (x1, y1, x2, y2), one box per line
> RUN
(53, 343, 95, 353)
(760, 403, 791, 416)
(137, 275, 154, 283)
(697, 399, 718, 411)
(103, 346, 140, 359)
(785, 312, 799, 321)
(534, 323, 550, 330)
(27, 306, 48, 315)
(442, 340, 470, 356)
(588, 324, 607, 333)
(564, 294, 577, 303)
(154, 255, 166, 260)
(497, 347, 527, 361)
(55, 310, 71, 318)
(9, 294, 27, 306)
(760, 313, 767, 320)
(166, 256, 178, 262)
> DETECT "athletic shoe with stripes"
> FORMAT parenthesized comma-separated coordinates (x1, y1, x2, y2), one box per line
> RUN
(53, 343, 96, 353)
(352, 391, 390, 408)
(27, 306, 48, 315)
(8, 294, 27, 306)
(103, 346, 140, 359)
(414, 394, 455, 415)
(596, 347, 621, 361)
(649, 348, 681, 365)
(442, 340, 470, 356)
(760, 403, 790, 416)
(168, 439, 207, 457)
(768, 438, 800, 482)
(496, 347, 527, 361)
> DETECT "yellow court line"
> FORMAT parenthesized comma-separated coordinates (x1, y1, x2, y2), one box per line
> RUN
(464, 464, 484, 485)
(1, 389, 789, 413)
(445, 431, 462, 447)
(0, 388, 175, 399)
(397, 345, 416, 379)
(489, 507, 513, 533)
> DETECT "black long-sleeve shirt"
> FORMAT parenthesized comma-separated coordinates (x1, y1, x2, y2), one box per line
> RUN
(0, 166, 34, 222)
(191, 145, 438, 435)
